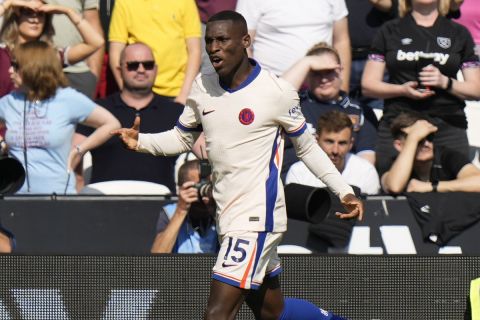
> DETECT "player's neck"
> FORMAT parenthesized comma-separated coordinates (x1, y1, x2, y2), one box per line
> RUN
(220, 57, 253, 90)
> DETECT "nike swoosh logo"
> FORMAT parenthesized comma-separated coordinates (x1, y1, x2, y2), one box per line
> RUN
(202, 109, 215, 116)
(221, 262, 236, 268)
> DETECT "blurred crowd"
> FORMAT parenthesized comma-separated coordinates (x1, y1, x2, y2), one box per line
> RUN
(0, 0, 480, 254)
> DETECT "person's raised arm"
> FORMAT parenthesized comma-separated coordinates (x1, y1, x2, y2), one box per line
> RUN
(67, 106, 120, 172)
(175, 37, 201, 105)
(0, 0, 42, 16)
(151, 181, 199, 253)
(111, 115, 198, 156)
(369, 0, 393, 12)
(83, 8, 105, 80)
(332, 17, 351, 93)
(282, 55, 341, 90)
(381, 120, 437, 194)
(38, 4, 104, 66)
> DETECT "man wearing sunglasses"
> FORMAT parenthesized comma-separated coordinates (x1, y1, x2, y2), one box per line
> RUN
(381, 111, 480, 194)
(76, 43, 183, 192)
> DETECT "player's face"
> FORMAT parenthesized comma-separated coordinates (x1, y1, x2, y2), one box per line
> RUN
(120, 45, 157, 92)
(205, 20, 249, 78)
(308, 53, 342, 101)
(317, 128, 353, 172)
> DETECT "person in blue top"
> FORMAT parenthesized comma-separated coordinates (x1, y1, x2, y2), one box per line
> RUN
(0, 40, 120, 194)
(151, 159, 219, 254)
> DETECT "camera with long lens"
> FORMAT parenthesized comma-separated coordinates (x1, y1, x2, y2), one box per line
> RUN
(195, 160, 213, 198)
(0, 155, 25, 195)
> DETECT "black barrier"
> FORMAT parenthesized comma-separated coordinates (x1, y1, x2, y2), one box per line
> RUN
(1, 196, 480, 254)
(0, 255, 478, 319)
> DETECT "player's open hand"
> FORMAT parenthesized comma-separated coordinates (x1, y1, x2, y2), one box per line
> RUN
(336, 193, 364, 221)
(111, 115, 140, 150)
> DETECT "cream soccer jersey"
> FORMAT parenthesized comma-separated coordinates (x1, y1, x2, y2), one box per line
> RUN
(138, 61, 353, 235)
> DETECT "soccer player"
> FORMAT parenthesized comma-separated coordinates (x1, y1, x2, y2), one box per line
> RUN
(112, 10, 363, 320)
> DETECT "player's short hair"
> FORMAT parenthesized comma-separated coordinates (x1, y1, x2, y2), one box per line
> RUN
(306, 42, 341, 64)
(177, 159, 200, 186)
(390, 111, 429, 139)
(207, 10, 248, 35)
(317, 110, 353, 135)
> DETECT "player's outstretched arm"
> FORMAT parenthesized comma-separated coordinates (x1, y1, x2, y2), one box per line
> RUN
(336, 193, 364, 221)
(111, 115, 140, 150)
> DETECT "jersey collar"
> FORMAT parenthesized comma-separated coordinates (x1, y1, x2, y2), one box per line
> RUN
(220, 59, 261, 93)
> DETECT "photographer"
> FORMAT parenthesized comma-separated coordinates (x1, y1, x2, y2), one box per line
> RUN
(151, 159, 218, 254)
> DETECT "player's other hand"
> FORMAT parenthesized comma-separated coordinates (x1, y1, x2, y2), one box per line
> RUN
(336, 193, 364, 221)
(111, 115, 140, 150)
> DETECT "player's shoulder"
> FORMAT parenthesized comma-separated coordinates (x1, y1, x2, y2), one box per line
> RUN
(192, 71, 222, 94)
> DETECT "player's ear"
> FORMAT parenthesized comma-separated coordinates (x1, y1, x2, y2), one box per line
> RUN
(242, 33, 251, 49)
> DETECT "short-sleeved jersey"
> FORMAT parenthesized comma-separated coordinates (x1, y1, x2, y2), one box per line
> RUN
(178, 62, 307, 234)
(370, 14, 480, 127)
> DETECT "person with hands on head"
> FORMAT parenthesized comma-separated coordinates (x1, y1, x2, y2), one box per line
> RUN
(381, 112, 480, 194)
(151, 159, 218, 254)
(281, 42, 378, 179)
(0, 0, 104, 98)
(0, 40, 119, 194)
(362, 0, 480, 177)
(113, 10, 362, 320)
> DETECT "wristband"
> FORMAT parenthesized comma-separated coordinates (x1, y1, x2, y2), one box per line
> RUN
(445, 77, 453, 91)
(431, 180, 439, 192)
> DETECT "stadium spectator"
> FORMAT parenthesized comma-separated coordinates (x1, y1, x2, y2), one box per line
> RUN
(362, 0, 480, 177)
(0, 41, 119, 194)
(381, 112, 480, 194)
(369, 0, 462, 17)
(108, 0, 202, 104)
(281, 42, 377, 178)
(76, 43, 183, 193)
(235, 0, 352, 92)
(45, 0, 104, 99)
(195, 0, 237, 74)
(0, 0, 104, 98)
(151, 159, 218, 254)
(346, 0, 395, 110)
(287, 111, 380, 195)
(113, 10, 362, 320)
(454, 0, 480, 59)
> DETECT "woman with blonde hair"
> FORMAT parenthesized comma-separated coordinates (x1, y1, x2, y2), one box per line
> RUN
(0, 0, 104, 97)
(362, 0, 480, 176)
(0, 41, 119, 194)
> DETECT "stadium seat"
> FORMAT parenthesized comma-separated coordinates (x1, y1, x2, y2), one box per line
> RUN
(80, 180, 172, 195)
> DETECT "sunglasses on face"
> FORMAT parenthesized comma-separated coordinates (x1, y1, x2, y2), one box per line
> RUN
(19, 7, 45, 18)
(125, 60, 155, 72)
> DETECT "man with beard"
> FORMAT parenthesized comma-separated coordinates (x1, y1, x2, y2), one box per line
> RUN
(286, 110, 380, 195)
(381, 112, 480, 194)
(76, 43, 183, 193)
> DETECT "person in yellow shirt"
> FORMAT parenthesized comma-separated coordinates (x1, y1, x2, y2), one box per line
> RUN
(108, 0, 202, 104)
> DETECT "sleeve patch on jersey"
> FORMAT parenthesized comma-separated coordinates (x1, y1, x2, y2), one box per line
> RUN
(177, 120, 203, 132)
(288, 104, 302, 119)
